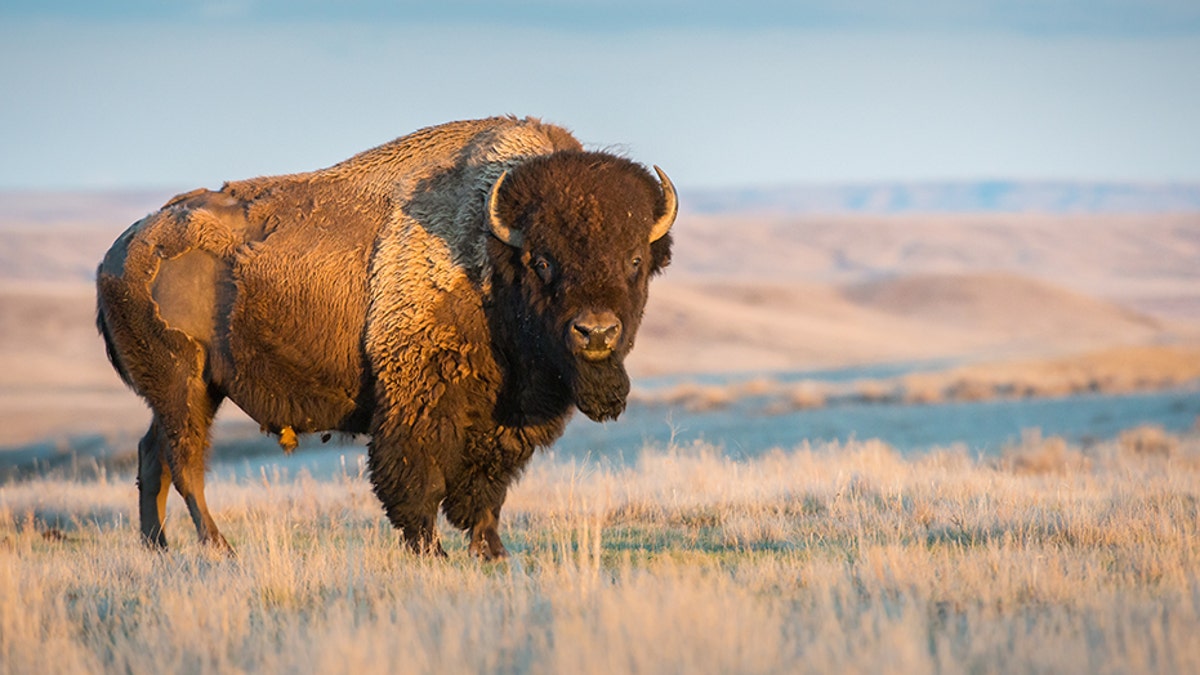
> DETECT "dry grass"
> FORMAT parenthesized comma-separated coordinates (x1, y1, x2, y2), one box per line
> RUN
(631, 343, 1200, 414)
(2, 432, 1200, 674)
(902, 344, 1200, 404)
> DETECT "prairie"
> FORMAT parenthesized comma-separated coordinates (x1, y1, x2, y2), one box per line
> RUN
(3, 190, 1200, 673)
(3, 430, 1199, 674)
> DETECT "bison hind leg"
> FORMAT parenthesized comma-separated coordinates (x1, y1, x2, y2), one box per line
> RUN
(136, 419, 171, 549)
(129, 367, 231, 553)
(123, 324, 230, 552)
(164, 383, 231, 553)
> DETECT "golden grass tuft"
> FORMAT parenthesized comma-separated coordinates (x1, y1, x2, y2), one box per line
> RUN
(2, 431, 1199, 673)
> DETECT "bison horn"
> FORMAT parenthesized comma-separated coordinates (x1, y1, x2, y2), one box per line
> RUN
(649, 165, 677, 243)
(486, 170, 523, 248)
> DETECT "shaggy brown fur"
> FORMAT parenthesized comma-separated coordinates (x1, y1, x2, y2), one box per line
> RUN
(96, 116, 676, 559)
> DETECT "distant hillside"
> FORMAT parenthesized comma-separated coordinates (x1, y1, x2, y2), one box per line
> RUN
(669, 211, 1200, 321)
(685, 182, 1200, 215)
(629, 274, 1174, 376)
(0, 191, 166, 283)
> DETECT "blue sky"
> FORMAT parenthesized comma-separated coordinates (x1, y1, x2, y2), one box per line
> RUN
(2, 1, 1199, 190)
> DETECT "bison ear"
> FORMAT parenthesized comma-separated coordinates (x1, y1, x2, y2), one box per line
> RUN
(649, 231, 672, 276)
(486, 170, 524, 248)
(648, 165, 678, 243)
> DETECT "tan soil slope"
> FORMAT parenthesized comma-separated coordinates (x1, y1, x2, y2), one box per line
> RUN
(844, 273, 1163, 346)
(627, 273, 1177, 376)
(672, 212, 1200, 320)
(0, 283, 149, 446)
(0, 283, 114, 390)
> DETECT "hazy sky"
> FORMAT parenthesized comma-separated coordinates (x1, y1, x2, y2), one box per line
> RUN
(2, 1, 1199, 190)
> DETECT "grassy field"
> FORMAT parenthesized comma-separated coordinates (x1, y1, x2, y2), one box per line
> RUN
(2, 428, 1198, 674)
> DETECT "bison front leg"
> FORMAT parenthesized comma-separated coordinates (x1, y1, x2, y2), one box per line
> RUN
(367, 437, 448, 557)
(467, 506, 507, 561)
(443, 471, 512, 561)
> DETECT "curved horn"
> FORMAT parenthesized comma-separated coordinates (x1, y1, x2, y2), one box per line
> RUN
(486, 170, 523, 248)
(649, 165, 678, 243)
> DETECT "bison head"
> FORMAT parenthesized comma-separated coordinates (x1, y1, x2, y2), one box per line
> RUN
(486, 151, 676, 422)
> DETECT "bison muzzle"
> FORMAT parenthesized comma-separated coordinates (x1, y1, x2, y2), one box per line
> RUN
(95, 116, 676, 559)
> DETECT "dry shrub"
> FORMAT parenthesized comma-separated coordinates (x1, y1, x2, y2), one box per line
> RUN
(1000, 430, 1090, 475)
(943, 378, 997, 402)
(895, 344, 1200, 408)
(644, 382, 736, 411)
(1008, 374, 1081, 399)
(637, 377, 783, 412)
(900, 376, 943, 404)
(681, 385, 735, 412)
(853, 379, 899, 404)
(1119, 425, 1180, 458)
(786, 383, 826, 410)
(731, 377, 778, 398)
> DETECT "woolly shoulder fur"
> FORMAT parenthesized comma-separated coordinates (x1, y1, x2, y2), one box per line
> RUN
(361, 117, 582, 448)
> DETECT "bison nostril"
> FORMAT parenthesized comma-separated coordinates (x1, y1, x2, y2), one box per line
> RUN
(576, 322, 619, 343)
(599, 323, 621, 345)
(571, 315, 622, 352)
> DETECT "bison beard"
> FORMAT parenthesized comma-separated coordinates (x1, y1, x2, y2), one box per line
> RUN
(569, 357, 631, 422)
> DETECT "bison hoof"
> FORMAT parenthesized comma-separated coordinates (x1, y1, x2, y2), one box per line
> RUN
(405, 537, 448, 558)
(140, 531, 169, 551)
(469, 529, 509, 562)
(203, 533, 236, 558)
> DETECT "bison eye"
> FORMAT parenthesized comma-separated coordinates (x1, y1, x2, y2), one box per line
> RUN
(532, 256, 555, 284)
(629, 256, 643, 279)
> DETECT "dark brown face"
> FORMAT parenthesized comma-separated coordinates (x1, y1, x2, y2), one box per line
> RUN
(487, 151, 676, 421)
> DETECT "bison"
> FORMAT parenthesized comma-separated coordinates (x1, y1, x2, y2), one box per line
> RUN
(95, 116, 676, 559)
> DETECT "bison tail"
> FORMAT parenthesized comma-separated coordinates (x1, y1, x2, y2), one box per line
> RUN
(95, 289, 135, 388)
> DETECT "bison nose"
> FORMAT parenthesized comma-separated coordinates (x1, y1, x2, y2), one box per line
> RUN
(570, 311, 622, 360)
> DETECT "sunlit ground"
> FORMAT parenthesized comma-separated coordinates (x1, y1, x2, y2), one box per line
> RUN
(3, 429, 1198, 674)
